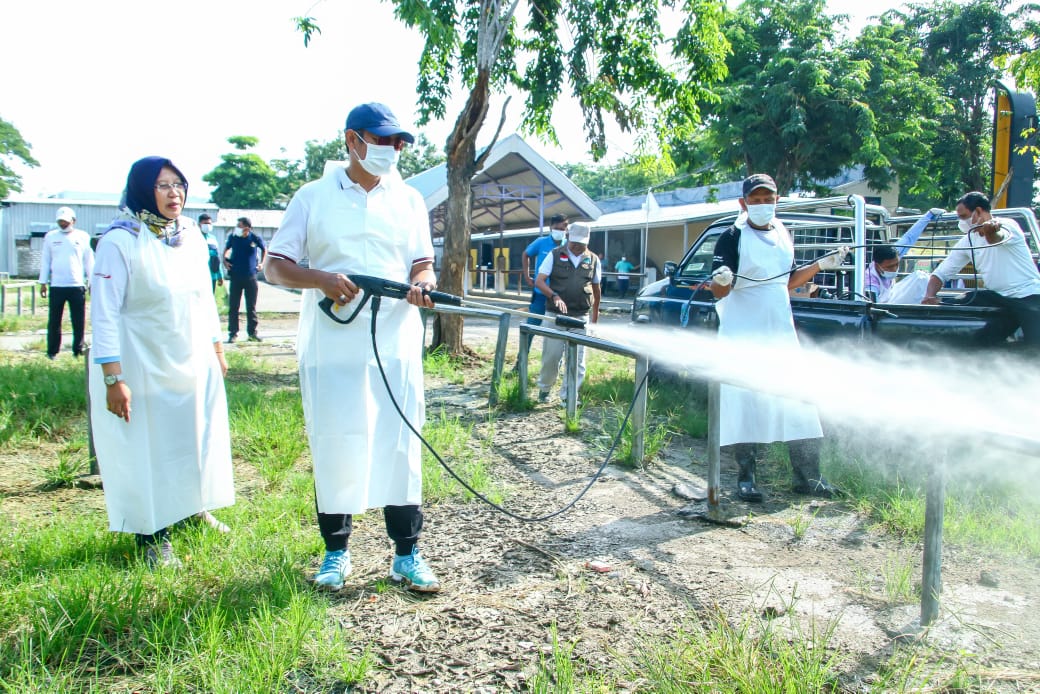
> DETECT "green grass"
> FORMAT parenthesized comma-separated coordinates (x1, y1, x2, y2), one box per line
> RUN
(828, 452, 1040, 559)
(0, 358, 88, 445)
(0, 312, 47, 333)
(420, 408, 501, 504)
(422, 345, 467, 384)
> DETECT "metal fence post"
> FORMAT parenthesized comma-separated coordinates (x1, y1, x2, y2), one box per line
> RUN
(631, 357, 649, 464)
(707, 380, 721, 512)
(0, 284, 5, 315)
(488, 312, 510, 405)
(85, 346, 98, 475)
(564, 339, 579, 418)
(518, 325, 530, 402)
(16, 286, 22, 316)
(921, 446, 947, 627)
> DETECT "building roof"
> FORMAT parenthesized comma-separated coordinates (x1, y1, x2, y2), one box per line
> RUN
(406, 133, 602, 237)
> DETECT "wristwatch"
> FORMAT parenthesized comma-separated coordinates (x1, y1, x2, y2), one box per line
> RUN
(103, 374, 124, 387)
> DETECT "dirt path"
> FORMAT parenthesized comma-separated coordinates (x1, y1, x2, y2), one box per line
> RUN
(4, 317, 1039, 692)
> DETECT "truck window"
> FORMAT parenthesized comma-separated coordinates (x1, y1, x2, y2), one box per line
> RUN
(677, 234, 719, 283)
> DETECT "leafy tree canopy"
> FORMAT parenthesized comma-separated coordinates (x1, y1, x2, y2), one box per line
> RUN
(202, 136, 280, 209)
(0, 117, 39, 201)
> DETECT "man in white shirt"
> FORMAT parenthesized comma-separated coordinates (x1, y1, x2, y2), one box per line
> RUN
(265, 102, 441, 594)
(38, 206, 94, 359)
(923, 191, 1040, 347)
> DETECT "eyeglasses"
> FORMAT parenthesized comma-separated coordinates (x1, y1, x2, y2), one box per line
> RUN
(154, 182, 187, 193)
(353, 130, 408, 152)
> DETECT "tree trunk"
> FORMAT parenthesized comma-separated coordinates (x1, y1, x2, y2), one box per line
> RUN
(431, 70, 491, 355)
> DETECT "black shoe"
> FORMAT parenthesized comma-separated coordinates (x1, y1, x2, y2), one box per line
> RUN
(247, 334, 262, 342)
(736, 450, 764, 503)
(737, 479, 764, 502)
(226, 335, 236, 344)
(792, 477, 840, 498)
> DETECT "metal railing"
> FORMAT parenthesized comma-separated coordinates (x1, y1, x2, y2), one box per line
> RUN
(423, 304, 512, 406)
(0, 281, 40, 316)
(518, 323, 649, 462)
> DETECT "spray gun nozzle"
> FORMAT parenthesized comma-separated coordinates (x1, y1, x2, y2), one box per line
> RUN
(554, 315, 586, 329)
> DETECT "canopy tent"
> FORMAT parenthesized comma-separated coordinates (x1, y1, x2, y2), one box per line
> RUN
(406, 134, 602, 238)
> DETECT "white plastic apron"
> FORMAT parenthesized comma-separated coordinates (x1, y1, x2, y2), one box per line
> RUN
(298, 187, 425, 515)
(716, 220, 823, 445)
(90, 224, 233, 534)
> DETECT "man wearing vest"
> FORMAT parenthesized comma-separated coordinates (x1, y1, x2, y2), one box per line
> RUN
(534, 222, 601, 404)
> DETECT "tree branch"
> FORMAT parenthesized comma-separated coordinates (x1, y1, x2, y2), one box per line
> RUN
(474, 96, 512, 171)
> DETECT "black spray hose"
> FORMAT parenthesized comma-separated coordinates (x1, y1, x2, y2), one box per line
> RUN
(318, 274, 586, 329)
(364, 293, 650, 523)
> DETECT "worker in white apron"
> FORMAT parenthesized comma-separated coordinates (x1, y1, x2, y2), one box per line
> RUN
(90, 157, 234, 568)
(265, 103, 440, 593)
(709, 174, 842, 502)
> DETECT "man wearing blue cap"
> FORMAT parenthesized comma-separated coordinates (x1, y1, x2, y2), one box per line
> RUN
(265, 103, 441, 593)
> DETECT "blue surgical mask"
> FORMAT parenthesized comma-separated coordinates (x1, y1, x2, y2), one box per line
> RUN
(881, 270, 899, 280)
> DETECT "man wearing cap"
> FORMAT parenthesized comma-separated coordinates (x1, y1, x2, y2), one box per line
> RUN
(515, 213, 568, 365)
(39, 206, 94, 359)
(265, 102, 441, 594)
(534, 221, 601, 404)
(709, 174, 842, 502)
(199, 214, 223, 292)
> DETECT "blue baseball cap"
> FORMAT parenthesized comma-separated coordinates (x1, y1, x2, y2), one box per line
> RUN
(345, 103, 415, 144)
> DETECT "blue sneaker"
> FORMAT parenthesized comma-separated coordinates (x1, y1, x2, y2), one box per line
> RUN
(390, 547, 441, 593)
(313, 549, 352, 590)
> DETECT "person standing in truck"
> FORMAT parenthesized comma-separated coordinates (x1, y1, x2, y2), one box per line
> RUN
(922, 191, 1040, 347)
(709, 174, 843, 502)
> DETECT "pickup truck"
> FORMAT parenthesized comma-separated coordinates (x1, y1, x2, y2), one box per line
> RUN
(631, 195, 1040, 349)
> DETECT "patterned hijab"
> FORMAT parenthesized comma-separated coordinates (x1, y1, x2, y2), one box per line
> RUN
(121, 156, 189, 246)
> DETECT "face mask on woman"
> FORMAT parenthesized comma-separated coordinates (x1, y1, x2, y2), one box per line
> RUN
(746, 203, 775, 227)
(357, 142, 399, 177)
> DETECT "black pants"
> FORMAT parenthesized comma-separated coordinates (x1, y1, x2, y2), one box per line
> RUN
(966, 290, 1040, 347)
(227, 274, 259, 338)
(318, 504, 423, 556)
(47, 286, 86, 357)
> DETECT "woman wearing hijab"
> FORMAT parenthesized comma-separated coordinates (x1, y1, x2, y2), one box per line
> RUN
(90, 156, 234, 568)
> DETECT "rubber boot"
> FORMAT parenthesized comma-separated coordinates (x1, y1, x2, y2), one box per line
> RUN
(789, 438, 839, 497)
(732, 443, 763, 503)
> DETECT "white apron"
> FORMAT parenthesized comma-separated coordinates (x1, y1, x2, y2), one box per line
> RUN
(298, 190, 425, 515)
(90, 223, 233, 534)
(716, 220, 823, 446)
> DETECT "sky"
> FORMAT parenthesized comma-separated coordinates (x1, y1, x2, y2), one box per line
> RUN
(1, 0, 909, 199)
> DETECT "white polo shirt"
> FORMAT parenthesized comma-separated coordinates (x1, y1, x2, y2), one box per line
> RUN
(39, 227, 94, 288)
(931, 217, 1040, 299)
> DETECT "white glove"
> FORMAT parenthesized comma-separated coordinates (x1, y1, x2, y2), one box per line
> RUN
(928, 208, 945, 219)
(817, 246, 849, 271)
(711, 266, 733, 287)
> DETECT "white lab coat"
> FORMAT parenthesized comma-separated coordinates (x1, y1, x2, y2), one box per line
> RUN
(270, 169, 431, 515)
(89, 219, 233, 534)
(716, 220, 823, 446)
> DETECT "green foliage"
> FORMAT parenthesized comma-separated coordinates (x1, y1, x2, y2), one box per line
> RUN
(691, 0, 877, 195)
(0, 116, 39, 201)
(0, 359, 86, 445)
(904, 0, 1037, 204)
(202, 136, 281, 209)
(398, 133, 446, 179)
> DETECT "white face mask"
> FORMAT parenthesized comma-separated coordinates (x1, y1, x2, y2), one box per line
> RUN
(958, 217, 973, 234)
(746, 203, 775, 227)
(550, 228, 566, 242)
(881, 270, 899, 279)
(201, 223, 212, 233)
(356, 141, 399, 177)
